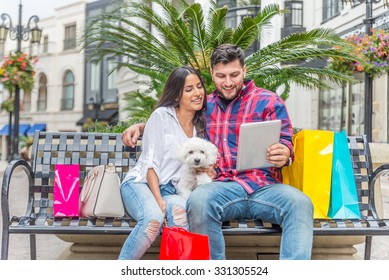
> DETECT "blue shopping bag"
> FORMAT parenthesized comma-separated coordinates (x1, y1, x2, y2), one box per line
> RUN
(328, 131, 360, 219)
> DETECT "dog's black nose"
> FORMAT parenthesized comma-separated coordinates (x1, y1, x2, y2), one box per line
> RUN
(194, 158, 200, 164)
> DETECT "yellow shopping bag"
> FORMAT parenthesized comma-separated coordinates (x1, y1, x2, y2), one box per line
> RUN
(282, 130, 334, 219)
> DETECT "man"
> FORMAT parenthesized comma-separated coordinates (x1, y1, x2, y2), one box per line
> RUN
(122, 44, 313, 260)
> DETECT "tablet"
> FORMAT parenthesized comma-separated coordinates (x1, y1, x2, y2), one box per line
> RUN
(236, 120, 282, 171)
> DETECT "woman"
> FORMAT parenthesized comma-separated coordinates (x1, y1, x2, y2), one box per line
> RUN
(118, 66, 207, 260)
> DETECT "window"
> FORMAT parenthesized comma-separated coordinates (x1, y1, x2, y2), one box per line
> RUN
(319, 80, 365, 135)
(23, 91, 31, 111)
(341, 0, 365, 7)
(284, 1, 303, 28)
(90, 61, 101, 91)
(62, 70, 74, 110)
(64, 24, 77, 50)
(323, 0, 343, 22)
(217, 0, 236, 8)
(107, 58, 117, 90)
(42, 36, 49, 53)
(37, 73, 47, 111)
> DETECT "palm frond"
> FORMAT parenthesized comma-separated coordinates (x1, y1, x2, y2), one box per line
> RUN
(254, 3, 286, 25)
(84, 0, 365, 119)
(246, 28, 367, 72)
(231, 4, 284, 51)
(232, 17, 258, 50)
(123, 91, 158, 119)
(253, 3, 286, 39)
(251, 66, 357, 100)
(184, 3, 209, 69)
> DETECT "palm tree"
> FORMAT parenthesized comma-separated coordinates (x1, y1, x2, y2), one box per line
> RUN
(85, 0, 363, 118)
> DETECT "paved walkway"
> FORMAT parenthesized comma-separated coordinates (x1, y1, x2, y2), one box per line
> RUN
(0, 161, 70, 259)
(1, 161, 389, 260)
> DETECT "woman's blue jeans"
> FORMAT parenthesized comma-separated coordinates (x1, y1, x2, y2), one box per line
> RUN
(187, 181, 314, 260)
(118, 179, 187, 260)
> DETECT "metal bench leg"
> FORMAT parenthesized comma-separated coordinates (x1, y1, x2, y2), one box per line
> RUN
(364, 236, 372, 260)
(30, 234, 37, 260)
(1, 227, 9, 260)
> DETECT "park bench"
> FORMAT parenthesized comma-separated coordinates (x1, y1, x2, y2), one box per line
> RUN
(1, 131, 389, 260)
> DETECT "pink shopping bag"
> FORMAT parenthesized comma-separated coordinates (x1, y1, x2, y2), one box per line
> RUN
(54, 164, 80, 217)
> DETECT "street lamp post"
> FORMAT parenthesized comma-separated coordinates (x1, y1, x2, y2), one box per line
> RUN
(89, 97, 100, 120)
(363, 0, 376, 142)
(0, 0, 42, 161)
(364, 0, 374, 143)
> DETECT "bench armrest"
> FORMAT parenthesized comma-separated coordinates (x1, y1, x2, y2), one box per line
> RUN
(369, 164, 389, 219)
(371, 164, 389, 183)
(1, 160, 34, 225)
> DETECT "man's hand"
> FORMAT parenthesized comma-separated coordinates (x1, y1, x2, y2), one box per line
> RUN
(122, 123, 145, 148)
(267, 143, 290, 168)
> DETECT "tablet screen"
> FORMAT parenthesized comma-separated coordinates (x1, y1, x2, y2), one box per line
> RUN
(236, 120, 281, 171)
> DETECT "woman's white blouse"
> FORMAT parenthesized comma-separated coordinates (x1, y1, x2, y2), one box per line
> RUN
(123, 106, 196, 185)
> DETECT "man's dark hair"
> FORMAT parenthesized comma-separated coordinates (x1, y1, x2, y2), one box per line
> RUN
(210, 44, 245, 69)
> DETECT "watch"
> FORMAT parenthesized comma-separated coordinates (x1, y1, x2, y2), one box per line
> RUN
(286, 157, 292, 166)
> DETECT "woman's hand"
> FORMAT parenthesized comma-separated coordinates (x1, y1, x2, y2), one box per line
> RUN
(122, 123, 145, 148)
(156, 197, 167, 215)
(195, 165, 217, 180)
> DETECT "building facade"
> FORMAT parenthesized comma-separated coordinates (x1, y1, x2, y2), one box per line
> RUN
(286, 0, 389, 142)
(1, 0, 388, 161)
(78, 0, 120, 128)
(212, 0, 389, 143)
(0, 0, 88, 160)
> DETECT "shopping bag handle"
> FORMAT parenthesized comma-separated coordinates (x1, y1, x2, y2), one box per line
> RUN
(170, 226, 189, 234)
(165, 227, 185, 257)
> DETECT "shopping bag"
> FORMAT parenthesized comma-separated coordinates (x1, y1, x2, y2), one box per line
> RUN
(159, 227, 210, 260)
(327, 130, 361, 219)
(282, 130, 334, 219)
(53, 164, 80, 217)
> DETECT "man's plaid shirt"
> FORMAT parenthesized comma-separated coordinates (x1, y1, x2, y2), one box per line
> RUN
(205, 80, 294, 194)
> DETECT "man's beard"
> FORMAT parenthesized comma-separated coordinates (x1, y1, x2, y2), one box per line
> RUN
(217, 85, 243, 101)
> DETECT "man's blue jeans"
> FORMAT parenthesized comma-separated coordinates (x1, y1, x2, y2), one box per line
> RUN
(187, 181, 314, 260)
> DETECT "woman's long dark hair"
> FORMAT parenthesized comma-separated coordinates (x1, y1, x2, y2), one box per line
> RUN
(155, 66, 207, 138)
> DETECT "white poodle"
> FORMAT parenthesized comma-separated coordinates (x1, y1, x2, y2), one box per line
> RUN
(175, 137, 219, 199)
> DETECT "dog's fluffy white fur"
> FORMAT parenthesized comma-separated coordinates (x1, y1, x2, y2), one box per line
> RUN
(175, 137, 218, 199)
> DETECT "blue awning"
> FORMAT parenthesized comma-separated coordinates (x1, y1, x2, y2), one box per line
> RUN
(26, 123, 46, 136)
(0, 124, 31, 136)
(0, 125, 8, 136)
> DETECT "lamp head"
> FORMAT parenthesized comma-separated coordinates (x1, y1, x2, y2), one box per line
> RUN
(0, 23, 9, 43)
(30, 26, 42, 44)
